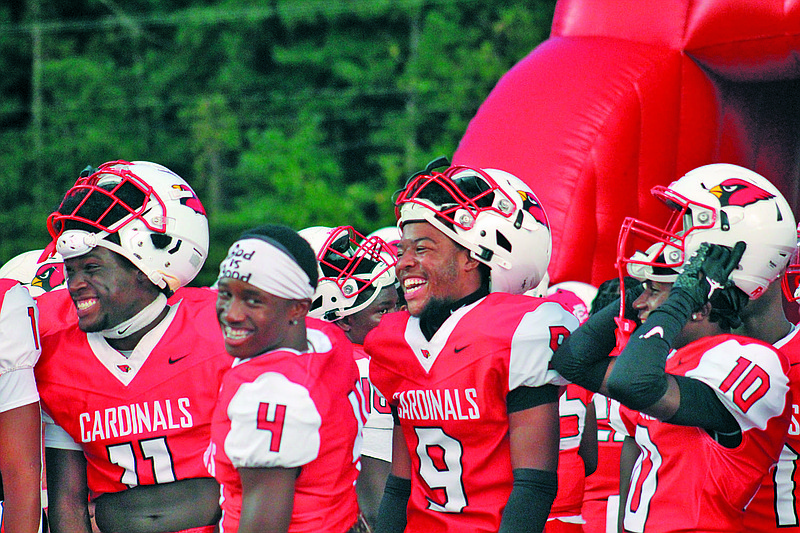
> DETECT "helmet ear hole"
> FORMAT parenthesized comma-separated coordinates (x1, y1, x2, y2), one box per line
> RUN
(150, 233, 172, 250)
(495, 231, 512, 253)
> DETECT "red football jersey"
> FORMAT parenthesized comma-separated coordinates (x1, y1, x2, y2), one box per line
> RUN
(207, 320, 364, 533)
(35, 289, 231, 498)
(582, 395, 625, 533)
(743, 325, 800, 531)
(549, 384, 594, 521)
(616, 335, 791, 533)
(365, 293, 579, 533)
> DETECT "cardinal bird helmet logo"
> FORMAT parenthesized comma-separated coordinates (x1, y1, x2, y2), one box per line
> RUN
(32, 262, 66, 292)
(708, 178, 775, 207)
(517, 190, 550, 229)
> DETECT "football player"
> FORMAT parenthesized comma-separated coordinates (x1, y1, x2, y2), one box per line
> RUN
(208, 224, 366, 533)
(299, 225, 399, 527)
(546, 383, 596, 533)
(740, 233, 800, 531)
(541, 283, 598, 532)
(581, 276, 637, 533)
(35, 161, 229, 533)
(553, 163, 796, 531)
(0, 279, 43, 533)
(365, 161, 578, 532)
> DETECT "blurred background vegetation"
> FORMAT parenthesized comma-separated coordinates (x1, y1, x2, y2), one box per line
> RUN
(0, 0, 557, 286)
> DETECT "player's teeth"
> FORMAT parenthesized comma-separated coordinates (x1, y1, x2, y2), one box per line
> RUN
(224, 326, 250, 340)
(76, 299, 97, 310)
(404, 279, 425, 291)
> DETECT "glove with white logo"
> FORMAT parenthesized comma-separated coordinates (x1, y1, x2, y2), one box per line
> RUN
(673, 241, 746, 312)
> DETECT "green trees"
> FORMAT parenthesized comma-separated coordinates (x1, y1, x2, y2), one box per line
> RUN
(1, 0, 556, 286)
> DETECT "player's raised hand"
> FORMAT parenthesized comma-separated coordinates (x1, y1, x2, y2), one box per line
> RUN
(673, 241, 746, 310)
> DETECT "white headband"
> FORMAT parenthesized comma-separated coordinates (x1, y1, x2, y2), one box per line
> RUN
(218, 238, 314, 300)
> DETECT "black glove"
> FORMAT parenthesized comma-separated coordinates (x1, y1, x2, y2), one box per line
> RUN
(673, 241, 747, 312)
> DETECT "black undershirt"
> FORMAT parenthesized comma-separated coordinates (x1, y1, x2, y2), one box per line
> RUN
(418, 286, 489, 341)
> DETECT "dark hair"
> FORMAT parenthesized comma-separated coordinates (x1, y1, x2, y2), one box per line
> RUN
(57, 180, 147, 235)
(239, 224, 319, 289)
(591, 276, 639, 315)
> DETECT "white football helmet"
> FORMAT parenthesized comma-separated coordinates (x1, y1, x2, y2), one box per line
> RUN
(617, 163, 796, 300)
(546, 281, 598, 309)
(396, 164, 552, 294)
(624, 241, 682, 284)
(299, 226, 397, 321)
(366, 226, 401, 260)
(46, 160, 209, 291)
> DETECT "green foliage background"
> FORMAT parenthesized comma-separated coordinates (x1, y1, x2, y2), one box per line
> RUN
(0, 0, 556, 286)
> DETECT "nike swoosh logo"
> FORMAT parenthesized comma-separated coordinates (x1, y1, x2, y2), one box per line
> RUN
(454, 345, 469, 353)
(116, 324, 133, 336)
(168, 354, 189, 364)
(641, 326, 664, 339)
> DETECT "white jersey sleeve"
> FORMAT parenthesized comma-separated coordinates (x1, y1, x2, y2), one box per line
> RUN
(0, 283, 41, 374)
(0, 367, 38, 413)
(225, 371, 322, 469)
(356, 357, 392, 462)
(509, 301, 579, 390)
(684, 338, 789, 431)
(43, 411, 82, 451)
(0, 283, 41, 412)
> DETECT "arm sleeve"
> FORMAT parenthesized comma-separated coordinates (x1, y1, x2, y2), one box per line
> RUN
(498, 468, 558, 533)
(551, 296, 623, 392)
(506, 385, 559, 414)
(606, 288, 739, 436)
(374, 474, 410, 533)
(604, 289, 693, 411)
(668, 375, 740, 437)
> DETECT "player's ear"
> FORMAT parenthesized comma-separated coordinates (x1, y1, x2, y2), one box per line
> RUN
(335, 316, 352, 333)
(462, 250, 481, 273)
(691, 302, 712, 321)
(290, 299, 311, 323)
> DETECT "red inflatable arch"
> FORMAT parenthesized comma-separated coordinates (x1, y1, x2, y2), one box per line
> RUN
(454, 0, 800, 289)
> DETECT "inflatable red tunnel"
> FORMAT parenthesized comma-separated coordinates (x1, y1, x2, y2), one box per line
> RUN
(454, 0, 800, 289)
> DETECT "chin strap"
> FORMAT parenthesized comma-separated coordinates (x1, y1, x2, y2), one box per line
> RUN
(101, 293, 168, 339)
(613, 316, 637, 355)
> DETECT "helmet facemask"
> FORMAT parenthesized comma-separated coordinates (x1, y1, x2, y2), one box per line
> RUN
(782, 226, 800, 302)
(304, 226, 398, 321)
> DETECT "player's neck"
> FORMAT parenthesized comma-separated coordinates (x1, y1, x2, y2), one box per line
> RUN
(107, 305, 171, 353)
(738, 311, 792, 345)
(735, 284, 792, 345)
(419, 286, 489, 341)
